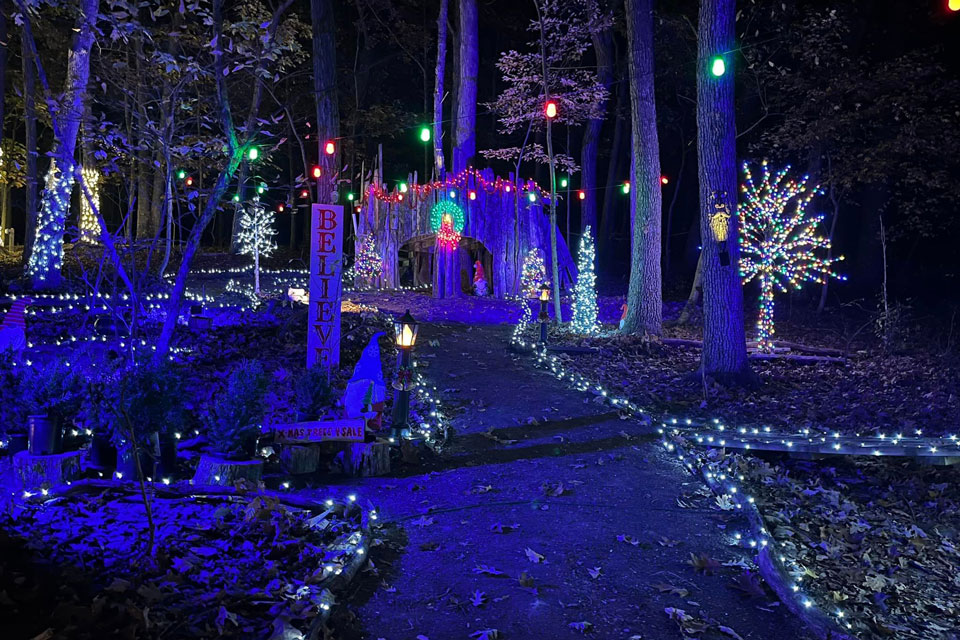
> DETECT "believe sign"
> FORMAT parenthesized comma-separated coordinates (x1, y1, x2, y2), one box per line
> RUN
(274, 418, 366, 444)
(308, 203, 345, 371)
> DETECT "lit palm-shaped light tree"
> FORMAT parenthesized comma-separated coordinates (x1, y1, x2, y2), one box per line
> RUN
(739, 161, 846, 352)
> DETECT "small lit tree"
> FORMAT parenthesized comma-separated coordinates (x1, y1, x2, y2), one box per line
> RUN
(519, 247, 547, 299)
(354, 233, 383, 288)
(739, 161, 845, 352)
(571, 225, 598, 334)
(237, 196, 276, 294)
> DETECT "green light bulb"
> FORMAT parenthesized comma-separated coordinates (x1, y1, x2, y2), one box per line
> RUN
(347, 193, 354, 201)
(560, 178, 568, 188)
(710, 56, 726, 77)
(257, 185, 265, 194)
(528, 192, 537, 202)
(399, 182, 408, 193)
(419, 127, 431, 143)
(177, 169, 186, 180)
(232, 194, 240, 202)
(247, 147, 259, 161)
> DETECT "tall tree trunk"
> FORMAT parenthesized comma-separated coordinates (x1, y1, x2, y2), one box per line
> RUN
(598, 68, 626, 268)
(620, 0, 662, 336)
(312, 0, 339, 204)
(134, 36, 152, 240)
(452, 0, 477, 174)
(581, 26, 613, 234)
(696, 0, 749, 379)
(433, 0, 448, 177)
(23, 0, 99, 287)
(818, 154, 840, 313)
(22, 32, 38, 263)
(0, 6, 6, 239)
(535, 2, 561, 322)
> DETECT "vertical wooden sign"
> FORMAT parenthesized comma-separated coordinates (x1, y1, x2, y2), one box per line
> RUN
(308, 203, 344, 371)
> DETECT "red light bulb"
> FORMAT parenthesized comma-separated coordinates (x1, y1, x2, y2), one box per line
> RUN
(324, 141, 335, 155)
(544, 101, 558, 119)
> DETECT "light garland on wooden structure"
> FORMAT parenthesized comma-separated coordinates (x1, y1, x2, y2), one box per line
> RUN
(367, 167, 552, 206)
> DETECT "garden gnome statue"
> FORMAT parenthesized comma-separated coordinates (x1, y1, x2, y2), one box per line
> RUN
(473, 260, 488, 297)
(619, 303, 628, 330)
(0, 298, 31, 353)
(342, 332, 386, 428)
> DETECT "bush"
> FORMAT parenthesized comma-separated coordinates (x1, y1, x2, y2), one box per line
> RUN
(0, 351, 26, 435)
(293, 367, 335, 420)
(108, 360, 188, 447)
(205, 360, 268, 458)
(19, 358, 81, 422)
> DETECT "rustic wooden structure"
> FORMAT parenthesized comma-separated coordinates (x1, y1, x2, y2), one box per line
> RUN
(192, 455, 264, 485)
(355, 168, 577, 298)
(14, 450, 82, 489)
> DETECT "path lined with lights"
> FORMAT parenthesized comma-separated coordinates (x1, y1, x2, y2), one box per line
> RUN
(339, 322, 808, 640)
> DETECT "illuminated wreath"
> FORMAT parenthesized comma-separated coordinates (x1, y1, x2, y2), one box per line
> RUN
(430, 200, 465, 234)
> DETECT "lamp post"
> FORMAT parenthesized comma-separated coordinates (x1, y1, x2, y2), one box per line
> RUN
(538, 284, 550, 343)
(391, 309, 420, 439)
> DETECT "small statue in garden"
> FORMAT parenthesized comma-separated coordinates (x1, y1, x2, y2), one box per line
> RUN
(342, 332, 386, 428)
(473, 260, 488, 296)
(0, 298, 31, 354)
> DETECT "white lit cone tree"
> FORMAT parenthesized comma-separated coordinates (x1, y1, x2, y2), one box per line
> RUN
(238, 196, 277, 294)
(571, 225, 599, 334)
(739, 161, 845, 352)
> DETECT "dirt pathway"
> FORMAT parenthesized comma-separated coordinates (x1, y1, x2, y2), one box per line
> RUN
(334, 323, 811, 640)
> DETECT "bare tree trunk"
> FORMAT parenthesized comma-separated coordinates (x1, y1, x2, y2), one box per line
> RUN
(677, 253, 703, 325)
(22, 0, 100, 287)
(817, 154, 839, 313)
(581, 25, 613, 234)
(135, 36, 152, 240)
(620, 0, 662, 336)
(696, 0, 749, 379)
(453, 0, 477, 174)
(598, 67, 626, 267)
(22, 33, 38, 264)
(312, 0, 339, 204)
(0, 6, 6, 239)
(663, 123, 687, 279)
(433, 0, 448, 177)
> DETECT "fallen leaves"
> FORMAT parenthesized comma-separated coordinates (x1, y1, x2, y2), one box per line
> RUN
(490, 522, 520, 534)
(568, 621, 593, 633)
(524, 547, 546, 564)
(587, 567, 602, 580)
(540, 481, 570, 497)
(687, 553, 722, 575)
(653, 582, 690, 598)
(473, 565, 506, 576)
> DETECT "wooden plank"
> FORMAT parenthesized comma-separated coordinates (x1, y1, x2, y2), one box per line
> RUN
(273, 418, 365, 444)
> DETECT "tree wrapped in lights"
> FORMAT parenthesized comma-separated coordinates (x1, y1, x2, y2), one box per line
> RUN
(78, 166, 101, 243)
(571, 225, 599, 334)
(237, 197, 276, 294)
(354, 233, 383, 288)
(519, 247, 547, 299)
(739, 161, 845, 352)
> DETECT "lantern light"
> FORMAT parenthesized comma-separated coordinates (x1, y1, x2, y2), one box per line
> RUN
(710, 56, 726, 77)
(324, 140, 336, 155)
(544, 100, 558, 119)
(950, 0, 960, 11)
(539, 284, 550, 302)
(419, 126, 431, 143)
(394, 309, 419, 348)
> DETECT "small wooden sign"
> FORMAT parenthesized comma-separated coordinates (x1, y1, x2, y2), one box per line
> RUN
(273, 418, 365, 444)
